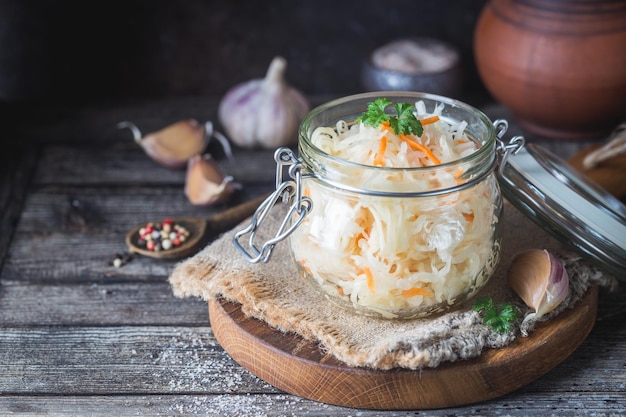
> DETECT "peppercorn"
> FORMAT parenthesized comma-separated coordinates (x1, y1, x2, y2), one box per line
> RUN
(110, 252, 133, 267)
(136, 219, 190, 252)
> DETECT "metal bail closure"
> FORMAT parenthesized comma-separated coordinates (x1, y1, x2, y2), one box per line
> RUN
(493, 119, 525, 174)
(233, 147, 313, 263)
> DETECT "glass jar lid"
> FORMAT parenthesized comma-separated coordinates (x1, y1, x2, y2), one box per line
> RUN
(498, 142, 626, 280)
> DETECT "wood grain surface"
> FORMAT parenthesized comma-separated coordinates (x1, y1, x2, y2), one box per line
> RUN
(2, 96, 624, 416)
(210, 285, 598, 410)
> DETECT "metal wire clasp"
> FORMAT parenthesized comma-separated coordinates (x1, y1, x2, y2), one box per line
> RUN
(233, 147, 312, 263)
(493, 119, 525, 176)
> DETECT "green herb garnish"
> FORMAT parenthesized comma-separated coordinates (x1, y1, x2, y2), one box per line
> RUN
(355, 98, 423, 137)
(473, 297, 518, 334)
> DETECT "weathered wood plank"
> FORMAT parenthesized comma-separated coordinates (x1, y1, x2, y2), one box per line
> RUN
(15, 187, 271, 234)
(0, 283, 208, 326)
(0, 325, 624, 396)
(2, 231, 174, 283)
(0, 144, 39, 268)
(0, 326, 275, 395)
(0, 393, 624, 417)
(33, 144, 278, 185)
(2, 98, 622, 417)
(596, 286, 626, 322)
(1, 280, 622, 331)
(2, 186, 273, 283)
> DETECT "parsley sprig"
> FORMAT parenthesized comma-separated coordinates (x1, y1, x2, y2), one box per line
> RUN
(473, 297, 519, 333)
(355, 98, 424, 137)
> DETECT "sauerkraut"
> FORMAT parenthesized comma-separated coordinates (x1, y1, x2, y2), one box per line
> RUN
(290, 100, 501, 318)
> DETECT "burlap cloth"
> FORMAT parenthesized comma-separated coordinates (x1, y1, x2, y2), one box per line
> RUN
(169, 201, 616, 370)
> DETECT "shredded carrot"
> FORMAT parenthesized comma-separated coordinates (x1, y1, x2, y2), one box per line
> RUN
(463, 212, 475, 222)
(303, 186, 311, 197)
(400, 134, 441, 165)
(348, 232, 365, 253)
(338, 287, 344, 296)
(300, 259, 312, 275)
(373, 136, 387, 166)
(380, 121, 391, 131)
(420, 115, 440, 125)
(401, 287, 434, 298)
(363, 267, 376, 294)
(454, 169, 465, 185)
(355, 232, 367, 244)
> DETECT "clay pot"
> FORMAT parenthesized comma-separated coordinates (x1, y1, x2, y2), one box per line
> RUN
(474, 0, 626, 140)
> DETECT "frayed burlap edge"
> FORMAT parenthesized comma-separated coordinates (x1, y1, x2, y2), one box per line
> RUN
(169, 203, 617, 370)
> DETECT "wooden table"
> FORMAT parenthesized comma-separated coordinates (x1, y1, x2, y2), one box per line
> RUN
(1, 96, 624, 416)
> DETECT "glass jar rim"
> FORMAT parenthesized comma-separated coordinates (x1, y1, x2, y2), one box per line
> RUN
(298, 91, 497, 174)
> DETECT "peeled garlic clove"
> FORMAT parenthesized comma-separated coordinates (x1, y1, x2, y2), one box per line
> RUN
(508, 249, 569, 318)
(118, 119, 208, 169)
(218, 56, 310, 149)
(184, 154, 240, 206)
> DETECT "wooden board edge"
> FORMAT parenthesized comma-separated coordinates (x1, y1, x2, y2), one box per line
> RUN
(209, 285, 598, 410)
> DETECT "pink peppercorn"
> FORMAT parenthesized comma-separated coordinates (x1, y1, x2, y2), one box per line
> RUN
(136, 218, 191, 252)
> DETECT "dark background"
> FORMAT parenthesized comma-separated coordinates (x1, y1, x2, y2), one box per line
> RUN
(0, 0, 489, 105)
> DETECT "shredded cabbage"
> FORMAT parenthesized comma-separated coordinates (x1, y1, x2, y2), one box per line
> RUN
(290, 100, 500, 318)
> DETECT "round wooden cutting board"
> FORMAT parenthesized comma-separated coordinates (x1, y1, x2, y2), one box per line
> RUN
(209, 285, 597, 410)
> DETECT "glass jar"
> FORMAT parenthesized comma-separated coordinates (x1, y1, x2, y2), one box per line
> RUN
(234, 92, 626, 318)
(234, 92, 518, 319)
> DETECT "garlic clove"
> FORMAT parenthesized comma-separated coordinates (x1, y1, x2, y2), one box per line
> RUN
(218, 56, 310, 149)
(184, 154, 241, 206)
(508, 249, 569, 319)
(118, 119, 208, 169)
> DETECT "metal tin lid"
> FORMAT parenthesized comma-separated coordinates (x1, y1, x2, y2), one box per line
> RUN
(498, 142, 626, 280)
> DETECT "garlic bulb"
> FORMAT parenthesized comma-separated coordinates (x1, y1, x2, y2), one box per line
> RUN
(118, 119, 208, 169)
(184, 154, 241, 206)
(508, 249, 569, 330)
(218, 56, 310, 149)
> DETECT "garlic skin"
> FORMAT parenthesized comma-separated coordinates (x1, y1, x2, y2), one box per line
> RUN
(118, 119, 208, 169)
(184, 154, 241, 206)
(218, 56, 310, 149)
(508, 249, 569, 322)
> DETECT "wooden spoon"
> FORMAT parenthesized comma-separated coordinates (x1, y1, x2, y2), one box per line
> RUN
(125, 194, 268, 260)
